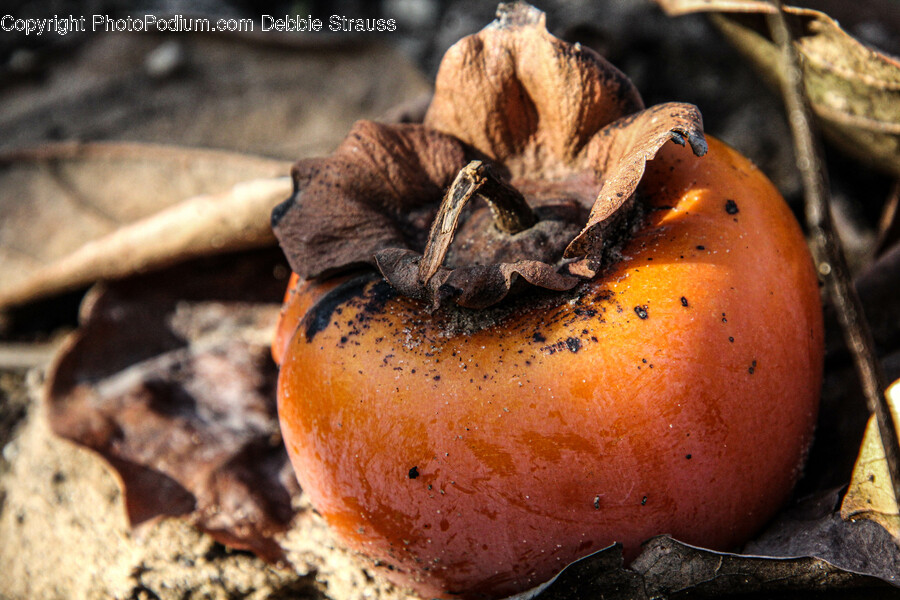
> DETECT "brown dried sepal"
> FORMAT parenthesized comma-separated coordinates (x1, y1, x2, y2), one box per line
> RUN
(272, 2, 707, 309)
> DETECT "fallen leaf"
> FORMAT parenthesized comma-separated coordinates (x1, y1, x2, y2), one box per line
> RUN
(655, 0, 900, 177)
(842, 380, 900, 541)
(801, 0, 900, 57)
(0, 142, 291, 309)
(747, 488, 900, 587)
(636, 534, 898, 595)
(0, 30, 432, 312)
(45, 249, 298, 562)
(524, 528, 898, 599)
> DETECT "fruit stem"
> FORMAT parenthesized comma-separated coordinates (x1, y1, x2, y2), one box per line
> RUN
(766, 1, 900, 502)
(419, 160, 537, 284)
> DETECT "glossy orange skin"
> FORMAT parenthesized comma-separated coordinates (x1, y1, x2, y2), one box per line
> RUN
(275, 138, 824, 599)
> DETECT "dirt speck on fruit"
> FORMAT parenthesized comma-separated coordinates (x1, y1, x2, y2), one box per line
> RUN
(565, 337, 582, 353)
(725, 199, 739, 215)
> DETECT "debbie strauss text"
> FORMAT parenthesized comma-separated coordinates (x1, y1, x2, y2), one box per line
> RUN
(262, 15, 398, 33)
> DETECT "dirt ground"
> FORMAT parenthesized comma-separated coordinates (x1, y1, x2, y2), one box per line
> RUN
(0, 373, 411, 600)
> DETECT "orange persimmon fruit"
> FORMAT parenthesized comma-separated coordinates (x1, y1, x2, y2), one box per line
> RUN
(270, 4, 823, 599)
(274, 138, 823, 599)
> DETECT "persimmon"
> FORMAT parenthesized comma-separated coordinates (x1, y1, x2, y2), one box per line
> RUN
(271, 5, 823, 599)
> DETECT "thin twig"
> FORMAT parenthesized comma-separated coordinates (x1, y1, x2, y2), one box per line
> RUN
(765, 1, 900, 502)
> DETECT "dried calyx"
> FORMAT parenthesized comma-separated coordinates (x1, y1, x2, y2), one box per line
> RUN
(272, 2, 707, 310)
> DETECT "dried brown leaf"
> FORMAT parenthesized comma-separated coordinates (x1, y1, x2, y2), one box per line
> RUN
(656, 0, 900, 177)
(273, 3, 706, 309)
(0, 142, 291, 309)
(0, 30, 432, 312)
(45, 250, 298, 562)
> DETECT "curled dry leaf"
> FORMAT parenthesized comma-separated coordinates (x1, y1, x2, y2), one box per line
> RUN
(272, 2, 706, 309)
(842, 380, 900, 542)
(0, 142, 292, 310)
(45, 250, 298, 562)
(655, 0, 900, 177)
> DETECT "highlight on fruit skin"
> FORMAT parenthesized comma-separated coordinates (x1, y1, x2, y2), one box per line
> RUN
(270, 3, 824, 599)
